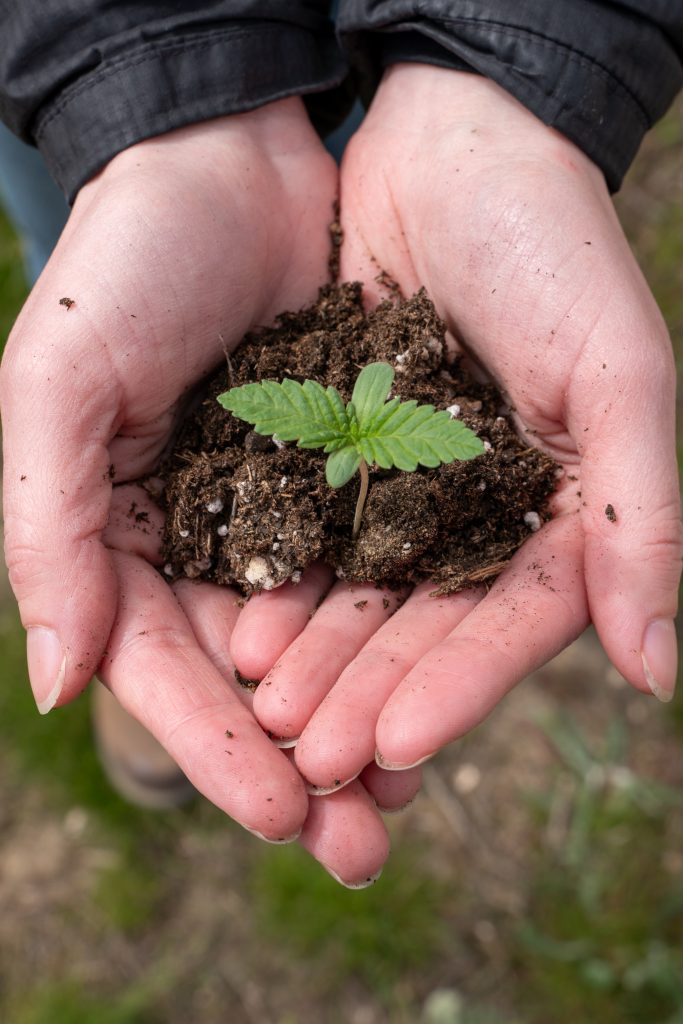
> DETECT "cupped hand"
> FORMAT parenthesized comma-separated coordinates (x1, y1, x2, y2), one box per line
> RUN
(100, 488, 418, 882)
(0, 98, 411, 879)
(231, 65, 681, 789)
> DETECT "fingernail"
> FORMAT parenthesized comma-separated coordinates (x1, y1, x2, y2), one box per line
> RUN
(376, 797, 416, 815)
(242, 824, 302, 844)
(306, 770, 360, 796)
(26, 627, 66, 714)
(375, 749, 435, 771)
(325, 866, 383, 889)
(271, 734, 299, 749)
(642, 618, 678, 703)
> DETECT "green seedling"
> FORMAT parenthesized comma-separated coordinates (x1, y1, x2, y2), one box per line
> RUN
(218, 362, 484, 537)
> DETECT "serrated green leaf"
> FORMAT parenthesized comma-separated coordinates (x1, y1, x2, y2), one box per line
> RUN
(326, 447, 361, 488)
(351, 363, 395, 429)
(361, 403, 484, 471)
(218, 360, 485, 493)
(217, 377, 350, 449)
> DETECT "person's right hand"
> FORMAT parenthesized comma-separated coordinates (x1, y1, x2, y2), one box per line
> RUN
(0, 98, 411, 883)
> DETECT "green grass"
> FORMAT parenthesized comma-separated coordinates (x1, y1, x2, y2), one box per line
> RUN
(8, 982, 159, 1024)
(513, 714, 683, 1024)
(91, 853, 168, 935)
(0, 603, 163, 835)
(250, 840, 450, 998)
(0, 204, 28, 345)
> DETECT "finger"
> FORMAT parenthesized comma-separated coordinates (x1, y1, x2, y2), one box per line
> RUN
(230, 561, 334, 680)
(294, 582, 482, 789)
(103, 484, 164, 562)
(99, 551, 308, 840)
(376, 514, 589, 768)
(0, 312, 120, 713)
(360, 762, 422, 813)
(298, 780, 390, 888)
(252, 582, 407, 742)
(569, 312, 682, 701)
(172, 577, 253, 710)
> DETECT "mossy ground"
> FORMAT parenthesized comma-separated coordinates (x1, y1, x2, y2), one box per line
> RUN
(1, 104, 682, 1023)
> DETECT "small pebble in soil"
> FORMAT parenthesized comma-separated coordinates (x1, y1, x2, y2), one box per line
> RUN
(523, 511, 542, 532)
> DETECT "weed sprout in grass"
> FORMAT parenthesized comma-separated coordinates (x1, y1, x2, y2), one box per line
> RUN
(218, 361, 485, 537)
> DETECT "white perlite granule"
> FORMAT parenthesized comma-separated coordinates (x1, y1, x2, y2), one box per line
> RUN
(245, 556, 274, 588)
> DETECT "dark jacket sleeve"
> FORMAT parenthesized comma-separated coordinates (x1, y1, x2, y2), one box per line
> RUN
(0, 1, 347, 202)
(337, 1, 683, 190)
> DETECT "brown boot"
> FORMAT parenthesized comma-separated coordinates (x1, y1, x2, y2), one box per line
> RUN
(91, 679, 196, 809)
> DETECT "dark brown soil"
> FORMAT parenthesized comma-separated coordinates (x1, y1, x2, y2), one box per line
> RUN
(157, 284, 558, 594)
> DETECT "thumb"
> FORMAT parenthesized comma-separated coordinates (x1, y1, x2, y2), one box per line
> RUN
(1, 300, 119, 712)
(573, 312, 682, 702)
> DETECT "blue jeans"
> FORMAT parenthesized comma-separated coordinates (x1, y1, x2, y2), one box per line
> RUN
(0, 123, 69, 285)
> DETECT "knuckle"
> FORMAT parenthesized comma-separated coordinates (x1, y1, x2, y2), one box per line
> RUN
(4, 538, 51, 598)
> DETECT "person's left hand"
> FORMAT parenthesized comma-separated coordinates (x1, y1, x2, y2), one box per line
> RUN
(227, 65, 681, 793)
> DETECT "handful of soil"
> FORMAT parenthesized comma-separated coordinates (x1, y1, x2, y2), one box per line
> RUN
(157, 284, 558, 594)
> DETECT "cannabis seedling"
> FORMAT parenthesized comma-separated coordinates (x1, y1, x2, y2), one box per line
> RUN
(218, 362, 484, 538)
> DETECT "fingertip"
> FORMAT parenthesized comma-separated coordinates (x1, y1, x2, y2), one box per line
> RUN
(298, 781, 390, 885)
(229, 590, 289, 680)
(229, 627, 278, 683)
(324, 865, 384, 889)
(641, 617, 678, 703)
(230, 563, 334, 679)
(361, 760, 423, 812)
(22, 551, 117, 713)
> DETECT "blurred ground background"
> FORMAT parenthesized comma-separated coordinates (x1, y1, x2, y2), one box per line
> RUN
(0, 100, 682, 1024)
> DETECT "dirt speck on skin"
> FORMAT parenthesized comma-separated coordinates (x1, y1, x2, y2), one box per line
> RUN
(156, 284, 558, 595)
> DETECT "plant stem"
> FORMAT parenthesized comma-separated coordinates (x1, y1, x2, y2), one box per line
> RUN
(352, 458, 370, 540)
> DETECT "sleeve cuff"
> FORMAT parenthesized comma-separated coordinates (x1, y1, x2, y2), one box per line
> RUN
(340, 8, 683, 191)
(34, 22, 347, 202)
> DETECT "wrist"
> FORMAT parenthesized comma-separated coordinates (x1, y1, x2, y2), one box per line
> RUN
(364, 63, 603, 187)
(77, 97, 324, 204)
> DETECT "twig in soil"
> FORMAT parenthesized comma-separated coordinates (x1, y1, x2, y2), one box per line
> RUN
(467, 560, 511, 582)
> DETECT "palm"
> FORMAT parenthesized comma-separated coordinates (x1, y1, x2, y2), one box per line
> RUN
(337, 70, 680, 689)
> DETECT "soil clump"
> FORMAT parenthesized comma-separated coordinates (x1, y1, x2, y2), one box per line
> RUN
(157, 284, 557, 594)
